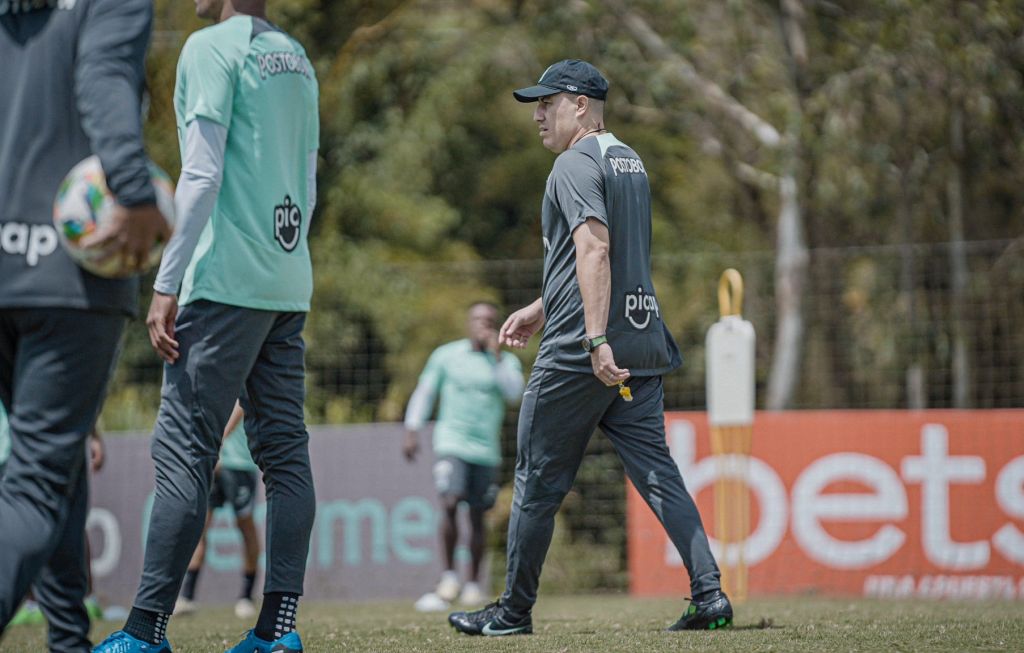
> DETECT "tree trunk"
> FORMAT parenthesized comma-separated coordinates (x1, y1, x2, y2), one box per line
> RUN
(947, 103, 971, 408)
(765, 173, 808, 409)
(606, 0, 811, 408)
(898, 99, 927, 409)
(765, 0, 810, 410)
(900, 179, 927, 409)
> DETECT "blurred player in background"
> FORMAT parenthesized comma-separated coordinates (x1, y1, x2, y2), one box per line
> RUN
(94, 0, 320, 651)
(2, 410, 107, 627)
(82, 429, 108, 623)
(403, 302, 524, 611)
(449, 60, 731, 637)
(0, 1, 169, 650)
(175, 402, 262, 620)
(1, 408, 107, 630)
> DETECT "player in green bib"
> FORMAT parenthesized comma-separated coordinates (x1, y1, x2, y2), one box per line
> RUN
(403, 302, 524, 611)
(173, 27, 317, 312)
(220, 418, 261, 474)
(98, 2, 319, 652)
(176, 402, 262, 621)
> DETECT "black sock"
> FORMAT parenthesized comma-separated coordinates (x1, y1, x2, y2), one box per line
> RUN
(124, 607, 170, 645)
(254, 592, 298, 641)
(241, 572, 256, 600)
(182, 568, 201, 601)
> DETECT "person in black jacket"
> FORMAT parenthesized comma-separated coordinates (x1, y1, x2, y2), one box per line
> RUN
(0, 1, 168, 650)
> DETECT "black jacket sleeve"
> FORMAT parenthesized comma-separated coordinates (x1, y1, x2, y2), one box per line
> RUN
(74, 0, 156, 207)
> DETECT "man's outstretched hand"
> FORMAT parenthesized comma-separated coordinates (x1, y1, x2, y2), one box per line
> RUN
(499, 299, 545, 349)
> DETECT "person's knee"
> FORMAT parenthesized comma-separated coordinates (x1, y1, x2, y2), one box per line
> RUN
(236, 515, 258, 535)
(252, 432, 309, 474)
(441, 495, 461, 514)
(468, 508, 487, 530)
(152, 434, 217, 477)
(3, 494, 63, 552)
(521, 473, 570, 507)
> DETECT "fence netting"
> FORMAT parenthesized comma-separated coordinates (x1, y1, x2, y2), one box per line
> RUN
(104, 239, 1024, 591)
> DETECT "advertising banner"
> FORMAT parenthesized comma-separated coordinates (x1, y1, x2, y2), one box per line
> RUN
(87, 424, 474, 607)
(627, 411, 1024, 599)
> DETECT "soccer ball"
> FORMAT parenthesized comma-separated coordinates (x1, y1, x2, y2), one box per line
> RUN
(53, 155, 175, 278)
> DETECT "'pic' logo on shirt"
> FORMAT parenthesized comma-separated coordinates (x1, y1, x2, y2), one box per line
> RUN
(624, 285, 661, 330)
(273, 196, 301, 252)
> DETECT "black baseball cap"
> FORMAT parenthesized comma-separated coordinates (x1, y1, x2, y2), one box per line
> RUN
(513, 59, 609, 102)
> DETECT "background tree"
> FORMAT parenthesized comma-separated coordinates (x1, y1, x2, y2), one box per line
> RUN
(104, 0, 1024, 430)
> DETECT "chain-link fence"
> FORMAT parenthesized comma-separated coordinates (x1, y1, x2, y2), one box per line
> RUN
(103, 239, 1024, 591)
(292, 239, 1024, 418)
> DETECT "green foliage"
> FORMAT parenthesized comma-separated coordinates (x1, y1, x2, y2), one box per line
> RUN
(54, 0, 1020, 600)
(116, 0, 1024, 427)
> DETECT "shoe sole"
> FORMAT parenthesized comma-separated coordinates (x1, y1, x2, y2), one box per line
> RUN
(667, 614, 733, 631)
(448, 615, 482, 636)
(481, 624, 533, 636)
(449, 620, 533, 637)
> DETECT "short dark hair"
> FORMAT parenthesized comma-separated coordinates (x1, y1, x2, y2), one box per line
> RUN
(468, 300, 499, 313)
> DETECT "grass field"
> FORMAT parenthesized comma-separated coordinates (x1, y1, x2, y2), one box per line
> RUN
(3, 595, 1022, 652)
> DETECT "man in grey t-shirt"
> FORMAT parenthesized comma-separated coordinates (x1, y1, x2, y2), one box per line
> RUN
(449, 59, 731, 637)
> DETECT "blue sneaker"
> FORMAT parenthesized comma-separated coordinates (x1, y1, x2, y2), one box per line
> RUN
(92, 630, 171, 652)
(270, 631, 303, 652)
(225, 630, 302, 653)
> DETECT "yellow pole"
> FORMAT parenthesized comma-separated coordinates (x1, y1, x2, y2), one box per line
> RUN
(717, 268, 744, 317)
(710, 269, 753, 603)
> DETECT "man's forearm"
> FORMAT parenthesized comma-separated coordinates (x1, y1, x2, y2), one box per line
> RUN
(494, 361, 525, 402)
(403, 382, 436, 431)
(306, 150, 318, 219)
(75, 0, 155, 207)
(576, 244, 612, 337)
(153, 171, 219, 294)
(153, 119, 226, 295)
(529, 297, 544, 317)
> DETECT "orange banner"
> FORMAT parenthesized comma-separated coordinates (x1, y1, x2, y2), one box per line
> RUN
(627, 411, 1024, 599)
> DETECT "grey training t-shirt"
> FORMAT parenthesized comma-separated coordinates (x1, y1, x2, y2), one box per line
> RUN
(534, 132, 682, 376)
(0, 0, 155, 315)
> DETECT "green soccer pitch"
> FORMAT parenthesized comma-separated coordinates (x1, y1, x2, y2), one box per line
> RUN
(3, 595, 1022, 652)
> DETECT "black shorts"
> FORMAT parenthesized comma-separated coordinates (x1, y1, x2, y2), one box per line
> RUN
(209, 467, 258, 518)
(432, 456, 499, 510)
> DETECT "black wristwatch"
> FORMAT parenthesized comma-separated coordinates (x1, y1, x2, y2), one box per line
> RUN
(580, 334, 608, 353)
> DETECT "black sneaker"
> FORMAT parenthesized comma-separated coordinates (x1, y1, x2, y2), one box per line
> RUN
(666, 590, 733, 631)
(448, 601, 533, 637)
